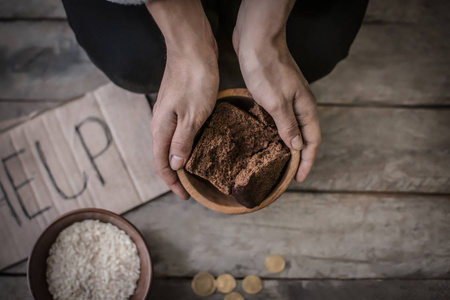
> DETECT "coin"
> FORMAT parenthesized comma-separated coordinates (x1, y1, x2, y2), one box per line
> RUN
(216, 273, 237, 293)
(265, 254, 286, 273)
(191, 272, 216, 296)
(242, 275, 263, 294)
(224, 291, 245, 300)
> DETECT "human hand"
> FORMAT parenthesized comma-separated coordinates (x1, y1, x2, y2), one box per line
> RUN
(147, 0, 219, 199)
(234, 0, 321, 182)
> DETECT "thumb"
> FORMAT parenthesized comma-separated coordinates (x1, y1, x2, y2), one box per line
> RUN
(169, 118, 202, 171)
(268, 102, 303, 151)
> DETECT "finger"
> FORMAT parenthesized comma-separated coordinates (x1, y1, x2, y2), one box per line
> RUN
(169, 116, 203, 171)
(151, 112, 190, 200)
(157, 165, 190, 200)
(294, 97, 321, 182)
(265, 99, 303, 151)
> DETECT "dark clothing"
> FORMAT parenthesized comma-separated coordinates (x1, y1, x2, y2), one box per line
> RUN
(62, 0, 368, 94)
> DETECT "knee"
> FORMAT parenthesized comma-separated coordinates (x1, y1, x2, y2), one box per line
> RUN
(297, 48, 348, 83)
(101, 56, 164, 94)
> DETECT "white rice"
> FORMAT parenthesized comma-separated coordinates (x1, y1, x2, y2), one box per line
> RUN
(46, 219, 140, 300)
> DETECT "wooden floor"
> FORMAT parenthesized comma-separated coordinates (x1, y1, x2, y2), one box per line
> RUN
(1, 0, 449, 299)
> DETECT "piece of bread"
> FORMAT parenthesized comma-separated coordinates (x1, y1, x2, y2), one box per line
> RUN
(232, 142, 290, 208)
(249, 102, 276, 129)
(185, 101, 290, 208)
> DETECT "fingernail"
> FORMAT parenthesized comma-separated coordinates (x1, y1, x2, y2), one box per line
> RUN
(170, 155, 184, 170)
(291, 135, 303, 151)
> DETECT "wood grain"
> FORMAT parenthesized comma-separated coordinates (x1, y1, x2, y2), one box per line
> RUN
(290, 106, 450, 193)
(0, 101, 57, 123)
(1, 21, 448, 106)
(2, 276, 450, 300)
(1, 104, 448, 197)
(0, 22, 108, 101)
(149, 279, 450, 300)
(364, 0, 450, 25)
(80, 192, 450, 279)
(316, 0, 450, 106)
(0, 0, 66, 19)
(0, 277, 32, 300)
(3, 190, 450, 277)
(311, 24, 450, 106)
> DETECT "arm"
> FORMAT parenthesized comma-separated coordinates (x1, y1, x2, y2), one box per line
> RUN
(233, 0, 322, 182)
(146, 0, 219, 199)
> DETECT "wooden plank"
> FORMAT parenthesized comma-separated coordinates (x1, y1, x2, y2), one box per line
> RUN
(291, 106, 450, 193)
(364, 0, 422, 24)
(149, 279, 450, 300)
(0, 21, 108, 101)
(0, 101, 57, 123)
(2, 276, 450, 300)
(311, 24, 450, 106)
(0, 0, 66, 19)
(1, 21, 448, 107)
(1, 75, 448, 196)
(3, 191, 450, 277)
(121, 192, 449, 279)
(0, 277, 31, 300)
(364, 0, 449, 24)
(3, 191, 450, 278)
(0, 260, 27, 275)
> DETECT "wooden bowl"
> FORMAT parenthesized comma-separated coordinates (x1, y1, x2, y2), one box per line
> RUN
(177, 88, 301, 214)
(27, 208, 152, 300)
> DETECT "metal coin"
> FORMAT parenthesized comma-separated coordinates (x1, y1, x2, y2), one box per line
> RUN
(216, 273, 237, 293)
(224, 291, 245, 300)
(265, 254, 286, 274)
(242, 275, 263, 294)
(191, 272, 216, 296)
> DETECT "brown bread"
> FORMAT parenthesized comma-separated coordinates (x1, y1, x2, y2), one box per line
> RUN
(185, 101, 290, 208)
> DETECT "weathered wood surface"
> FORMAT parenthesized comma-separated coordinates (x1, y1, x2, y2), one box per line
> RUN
(154, 279, 450, 300)
(0, 277, 31, 300)
(3, 177, 450, 276)
(6, 192, 438, 278)
(3, 103, 448, 194)
(0, 0, 66, 19)
(364, 0, 450, 25)
(0, 2, 449, 298)
(311, 23, 450, 106)
(291, 106, 450, 193)
(1, 11, 449, 106)
(0, 101, 57, 123)
(314, 0, 450, 105)
(149, 279, 450, 300)
(0, 22, 108, 101)
(125, 193, 450, 279)
(2, 276, 450, 300)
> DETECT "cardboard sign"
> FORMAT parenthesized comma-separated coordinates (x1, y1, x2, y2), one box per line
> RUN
(0, 84, 169, 270)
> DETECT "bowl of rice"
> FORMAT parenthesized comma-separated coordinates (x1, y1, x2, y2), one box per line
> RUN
(27, 208, 152, 300)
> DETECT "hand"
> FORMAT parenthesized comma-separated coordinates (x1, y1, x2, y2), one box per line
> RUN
(147, 0, 219, 199)
(234, 0, 321, 182)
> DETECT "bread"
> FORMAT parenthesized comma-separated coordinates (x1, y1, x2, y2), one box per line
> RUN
(185, 101, 290, 208)
(232, 142, 290, 208)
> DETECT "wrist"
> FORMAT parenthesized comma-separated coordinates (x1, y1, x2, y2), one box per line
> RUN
(146, 0, 218, 59)
(233, 0, 294, 56)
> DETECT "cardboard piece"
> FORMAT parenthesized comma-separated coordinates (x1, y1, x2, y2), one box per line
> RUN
(0, 84, 169, 270)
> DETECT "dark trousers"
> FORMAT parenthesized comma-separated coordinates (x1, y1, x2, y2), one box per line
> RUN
(62, 0, 368, 94)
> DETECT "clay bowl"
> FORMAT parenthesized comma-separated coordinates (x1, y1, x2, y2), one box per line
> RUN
(177, 88, 301, 214)
(27, 208, 152, 300)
